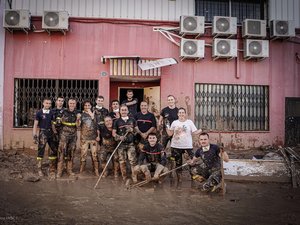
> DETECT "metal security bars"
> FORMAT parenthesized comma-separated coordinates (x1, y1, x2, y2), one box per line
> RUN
(195, 0, 266, 23)
(195, 84, 269, 131)
(14, 79, 99, 128)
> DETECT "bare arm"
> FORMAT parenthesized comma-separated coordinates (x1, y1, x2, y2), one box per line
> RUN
(220, 149, 229, 162)
(32, 120, 39, 137)
(166, 128, 174, 137)
(125, 99, 138, 106)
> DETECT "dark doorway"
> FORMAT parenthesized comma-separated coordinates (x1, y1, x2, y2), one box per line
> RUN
(285, 97, 300, 146)
(120, 88, 144, 113)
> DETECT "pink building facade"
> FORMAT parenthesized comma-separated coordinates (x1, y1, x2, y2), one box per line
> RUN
(3, 17, 300, 150)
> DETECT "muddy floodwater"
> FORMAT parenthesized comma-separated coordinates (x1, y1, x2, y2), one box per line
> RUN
(0, 176, 300, 225)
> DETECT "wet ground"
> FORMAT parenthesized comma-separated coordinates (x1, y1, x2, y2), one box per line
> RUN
(1, 149, 300, 225)
(0, 176, 300, 225)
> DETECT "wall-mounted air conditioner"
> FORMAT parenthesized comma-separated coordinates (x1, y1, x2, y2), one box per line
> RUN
(212, 38, 237, 60)
(42, 11, 69, 34)
(212, 16, 237, 36)
(242, 19, 266, 38)
(270, 20, 295, 38)
(180, 16, 205, 36)
(3, 9, 30, 31)
(244, 39, 269, 60)
(180, 39, 205, 60)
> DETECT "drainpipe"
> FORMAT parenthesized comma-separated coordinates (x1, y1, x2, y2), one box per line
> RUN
(0, 0, 5, 150)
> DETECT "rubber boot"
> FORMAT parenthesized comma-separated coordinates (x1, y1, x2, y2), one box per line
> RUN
(176, 171, 182, 183)
(100, 162, 108, 177)
(131, 167, 138, 184)
(37, 160, 43, 177)
(49, 160, 56, 180)
(67, 160, 75, 176)
(56, 160, 64, 178)
(144, 170, 152, 182)
(80, 161, 86, 174)
(120, 162, 127, 180)
(113, 162, 120, 178)
(94, 161, 100, 177)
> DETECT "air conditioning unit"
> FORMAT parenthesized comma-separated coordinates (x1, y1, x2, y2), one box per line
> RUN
(42, 11, 69, 33)
(180, 16, 205, 36)
(270, 20, 295, 38)
(242, 19, 266, 38)
(212, 38, 237, 59)
(212, 16, 237, 36)
(3, 9, 30, 30)
(180, 39, 205, 59)
(244, 39, 269, 59)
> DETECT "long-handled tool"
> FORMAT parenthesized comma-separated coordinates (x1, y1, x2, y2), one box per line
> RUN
(220, 146, 226, 195)
(94, 132, 128, 189)
(130, 162, 189, 188)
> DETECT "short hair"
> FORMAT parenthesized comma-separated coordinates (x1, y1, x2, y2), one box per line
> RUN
(68, 98, 77, 102)
(120, 104, 128, 109)
(104, 115, 113, 120)
(111, 99, 120, 105)
(97, 96, 104, 100)
(199, 132, 209, 138)
(147, 132, 157, 138)
(167, 95, 175, 99)
(83, 100, 92, 107)
(127, 89, 133, 94)
(178, 107, 186, 113)
(43, 97, 51, 102)
(140, 101, 148, 105)
(55, 96, 64, 101)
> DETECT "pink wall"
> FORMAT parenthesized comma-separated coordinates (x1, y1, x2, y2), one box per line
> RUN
(3, 18, 300, 150)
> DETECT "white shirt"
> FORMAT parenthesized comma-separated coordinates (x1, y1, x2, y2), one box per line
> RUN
(170, 119, 197, 149)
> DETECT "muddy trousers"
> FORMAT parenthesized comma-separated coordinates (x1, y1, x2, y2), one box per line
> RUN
(170, 148, 194, 181)
(37, 129, 58, 160)
(57, 133, 77, 177)
(191, 165, 222, 190)
(118, 143, 137, 180)
(80, 140, 99, 176)
(133, 163, 169, 183)
(99, 145, 119, 177)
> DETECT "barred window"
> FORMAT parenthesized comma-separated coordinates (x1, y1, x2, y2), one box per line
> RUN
(14, 79, 99, 128)
(195, 84, 269, 131)
(195, 0, 266, 23)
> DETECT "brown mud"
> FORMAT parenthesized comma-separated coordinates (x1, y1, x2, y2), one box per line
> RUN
(0, 149, 300, 225)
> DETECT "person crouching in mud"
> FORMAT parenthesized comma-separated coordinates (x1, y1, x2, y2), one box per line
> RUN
(132, 133, 168, 184)
(188, 132, 229, 192)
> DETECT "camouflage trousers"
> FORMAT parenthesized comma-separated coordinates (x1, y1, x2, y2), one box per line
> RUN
(58, 133, 77, 162)
(80, 139, 98, 162)
(37, 129, 57, 160)
(99, 145, 119, 164)
(117, 143, 137, 166)
(190, 164, 222, 190)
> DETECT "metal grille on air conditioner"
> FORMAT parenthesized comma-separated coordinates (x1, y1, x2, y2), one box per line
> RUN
(42, 11, 69, 33)
(3, 9, 30, 30)
(212, 39, 237, 60)
(180, 16, 205, 36)
(244, 39, 269, 59)
(270, 20, 295, 38)
(180, 39, 205, 59)
(212, 16, 237, 36)
(242, 19, 266, 38)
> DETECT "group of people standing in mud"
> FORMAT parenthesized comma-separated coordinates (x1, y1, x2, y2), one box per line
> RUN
(33, 89, 229, 192)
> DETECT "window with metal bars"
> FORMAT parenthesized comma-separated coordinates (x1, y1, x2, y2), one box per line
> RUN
(195, 0, 266, 23)
(13, 79, 99, 128)
(194, 83, 269, 131)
